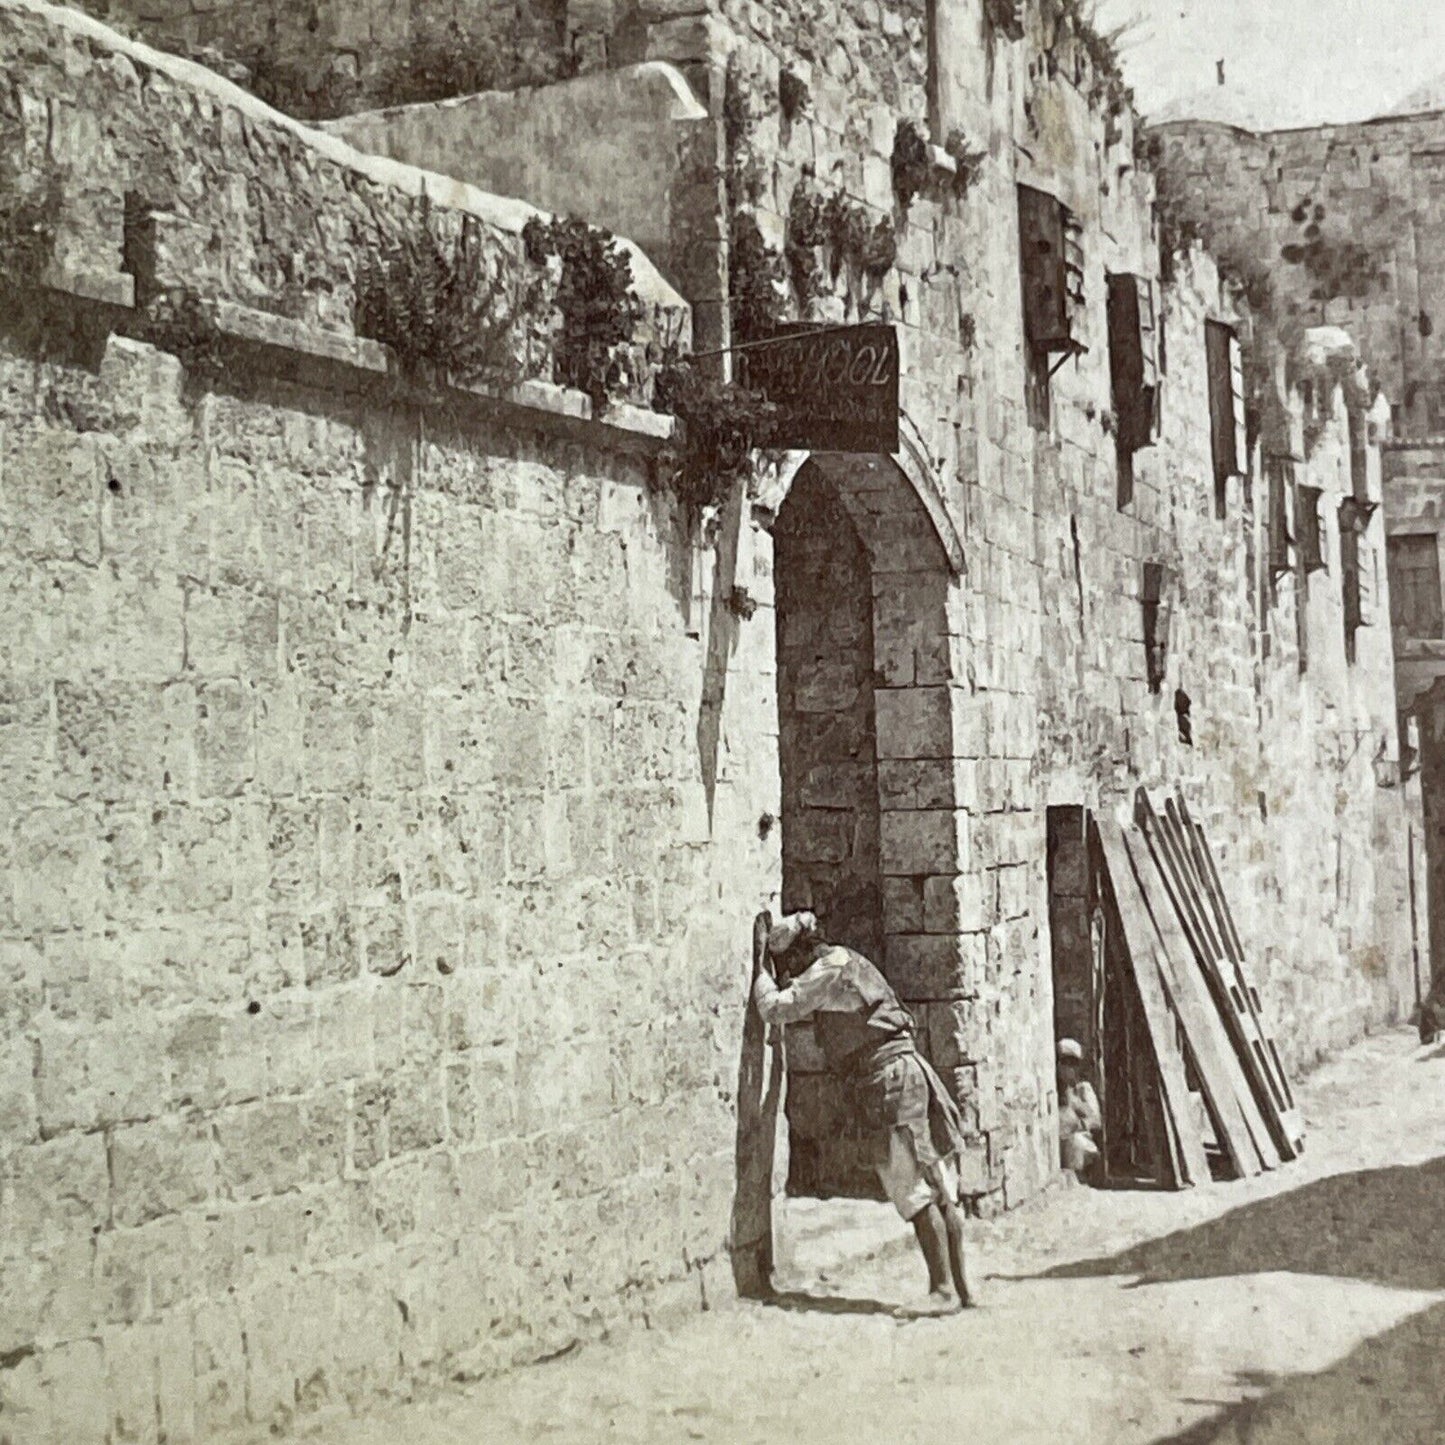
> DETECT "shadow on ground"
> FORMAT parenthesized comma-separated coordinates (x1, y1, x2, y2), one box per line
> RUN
(1039, 1155, 1445, 1442)
(1045, 1155, 1445, 1292)
(761, 1291, 900, 1317)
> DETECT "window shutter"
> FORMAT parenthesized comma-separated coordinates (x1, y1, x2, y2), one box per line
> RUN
(1266, 458, 1294, 576)
(1387, 534, 1445, 639)
(1296, 485, 1326, 573)
(1019, 185, 1082, 354)
(1108, 274, 1161, 454)
(1349, 410, 1369, 502)
(1342, 527, 1362, 634)
(1229, 331, 1248, 474)
(1206, 321, 1238, 514)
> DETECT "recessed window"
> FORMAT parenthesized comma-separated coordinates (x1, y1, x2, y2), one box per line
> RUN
(1019, 185, 1085, 429)
(1107, 273, 1161, 508)
(1206, 320, 1247, 519)
(1387, 533, 1444, 639)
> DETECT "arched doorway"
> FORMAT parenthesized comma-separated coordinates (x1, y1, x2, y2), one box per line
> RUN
(771, 448, 968, 1197)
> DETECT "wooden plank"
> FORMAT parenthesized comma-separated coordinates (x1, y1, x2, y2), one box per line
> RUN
(1173, 793, 1301, 1125)
(1146, 796, 1295, 1164)
(1094, 820, 1212, 1186)
(1117, 823, 1270, 1178)
(731, 911, 785, 1297)
(1137, 791, 1291, 1167)
(1176, 799, 1305, 1148)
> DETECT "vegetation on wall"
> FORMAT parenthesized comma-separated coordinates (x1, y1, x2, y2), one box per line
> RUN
(0, 153, 63, 289)
(891, 120, 932, 213)
(724, 57, 789, 342)
(356, 207, 521, 390)
(522, 215, 643, 409)
(892, 122, 986, 212)
(651, 350, 778, 511)
(779, 68, 811, 126)
(1279, 200, 1387, 303)
(141, 289, 229, 385)
(942, 130, 988, 201)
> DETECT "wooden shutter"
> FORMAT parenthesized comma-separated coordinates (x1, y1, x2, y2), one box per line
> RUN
(1341, 522, 1363, 635)
(1266, 458, 1294, 576)
(1019, 185, 1082, 354)
(1349, 409, 1369, 502)
(1108, 274, 1161, 453)
(1207, 321, 1246, 516)
(1296, 485, 1326, 573)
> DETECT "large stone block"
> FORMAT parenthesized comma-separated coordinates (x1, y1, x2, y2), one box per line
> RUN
(879, 807, 968, 875)
(873, 685, 953, 760)
(110, 1114, 216, 1227)
(885, 932, 984, 1001)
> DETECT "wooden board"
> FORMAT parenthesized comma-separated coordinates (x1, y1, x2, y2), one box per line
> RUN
(1119, 824, 1273, 1177)
(730, 911, 784, 1297)
(1174, 797, 1304, 1150)
(1094, 820, 1212, 1186)
(1137, 792, 1296, 1164)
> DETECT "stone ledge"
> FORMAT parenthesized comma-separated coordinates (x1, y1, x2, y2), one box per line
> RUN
(40, 262, 134, 309)
(210, 300, 388, 373)
(154, 297, 681, 449)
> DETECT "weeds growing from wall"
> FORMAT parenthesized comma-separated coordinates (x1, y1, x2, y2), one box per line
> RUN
(891, 120, 932, 213)
(357, 208, 521, 390)
(651, 351, 778, 511)
(724, 57, 789, 343)
(522, 216, 643, 410)
(0, 156, 62, 290)
(142, 289, 228, 386)
(942, 131, 988, 201)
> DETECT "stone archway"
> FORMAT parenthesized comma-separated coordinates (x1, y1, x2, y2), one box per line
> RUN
(771, 449, 970, 1197)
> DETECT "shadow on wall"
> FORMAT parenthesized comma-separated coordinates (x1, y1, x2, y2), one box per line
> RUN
(1037, 1156, 1445, 1444)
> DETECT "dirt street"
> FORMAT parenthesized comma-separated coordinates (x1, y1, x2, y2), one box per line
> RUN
(294, 1028, 1445, 1444)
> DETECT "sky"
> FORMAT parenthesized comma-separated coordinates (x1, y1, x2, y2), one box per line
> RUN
(1093, 0, 1445, 131)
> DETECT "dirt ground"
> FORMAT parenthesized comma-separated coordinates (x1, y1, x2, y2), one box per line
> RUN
(294, 1028, 1445, 1444)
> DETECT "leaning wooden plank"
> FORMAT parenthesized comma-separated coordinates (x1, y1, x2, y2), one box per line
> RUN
(1174, 792, 1302, 1134)
(1119, 824, 1272, 1177)
(1146, 795, 1297, 1163)
(1177, 800, 1305, 1148)
(1136, 792, 1291, 1167)
(1094, 820, 1212, 1186)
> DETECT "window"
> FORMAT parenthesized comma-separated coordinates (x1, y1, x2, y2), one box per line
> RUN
(1019, 185, 1084, 429)
(1206, 320, 1247, 519)
(1341, 502, 1380, 661)
(1296, 485, 1326, 573)
(1388, 534, 1444, 639)
(1108, 274, 1161, 507)
(1265, 457, 1294, 577)
(1019, 186, 1085, 353)
(1348, 408, 1369, 502)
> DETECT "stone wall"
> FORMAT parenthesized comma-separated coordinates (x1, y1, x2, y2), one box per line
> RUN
(1382, 437, 1445, 991)
(0, 0, 1430, 1438)
(0, 5, 782, 1442)
(335, 0, 1427, 1207)
(1148, 110, 1445, 440)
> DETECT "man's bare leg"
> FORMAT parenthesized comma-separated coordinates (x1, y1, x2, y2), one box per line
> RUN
(909, 1205, 961, 1314)
(941, 1199, 975, 1306)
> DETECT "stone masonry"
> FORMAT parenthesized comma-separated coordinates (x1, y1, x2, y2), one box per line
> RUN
(1148, 109, 1445, 440)
(0, 0, 1431, 1440)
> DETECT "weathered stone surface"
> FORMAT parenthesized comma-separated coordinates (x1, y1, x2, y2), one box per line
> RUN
(0, 0, 1425, 1437)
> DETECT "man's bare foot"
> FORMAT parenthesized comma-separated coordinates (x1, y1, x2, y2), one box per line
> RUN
(896, 1288, 961, 1319)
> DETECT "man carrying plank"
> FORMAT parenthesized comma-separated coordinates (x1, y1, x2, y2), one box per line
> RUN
(753, 911, 976, 1315)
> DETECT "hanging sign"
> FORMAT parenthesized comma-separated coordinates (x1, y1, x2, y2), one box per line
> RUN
(737, 323, 899, 453)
